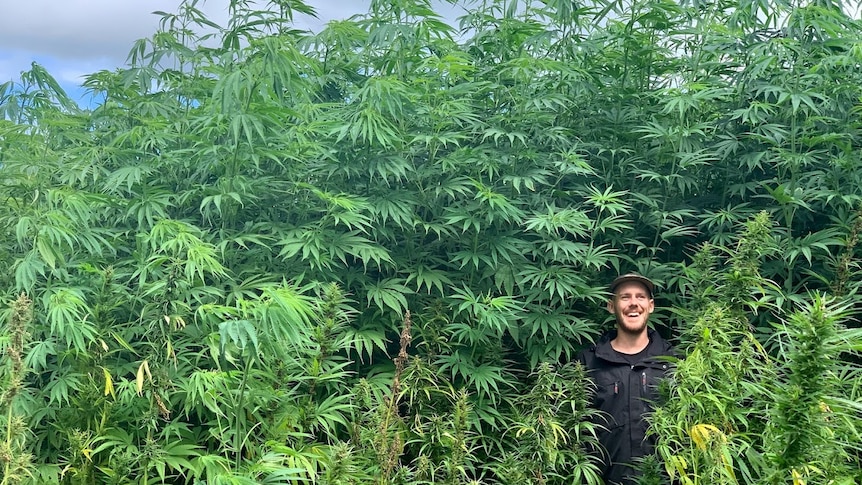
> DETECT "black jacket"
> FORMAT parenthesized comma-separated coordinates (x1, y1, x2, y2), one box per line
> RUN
(577, 328, 673, 485)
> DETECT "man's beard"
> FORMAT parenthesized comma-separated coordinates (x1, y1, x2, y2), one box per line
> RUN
(616, 311, 648, 335)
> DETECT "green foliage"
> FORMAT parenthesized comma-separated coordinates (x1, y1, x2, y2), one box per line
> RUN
(492, 362, 604, 485)
(0, 294, 35, 485)
(651, 214, 862, 484)
(763, 294, 862, 484)
(1, 0, 862, 483)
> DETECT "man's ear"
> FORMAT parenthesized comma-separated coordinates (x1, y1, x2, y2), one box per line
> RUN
(606, 299, 614, 313)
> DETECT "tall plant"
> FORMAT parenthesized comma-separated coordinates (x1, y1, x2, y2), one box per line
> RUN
(652, 212, 862, 484)
(763, 294, 862, 484)
(651, 213, 777, 484)
(1, 0, 862, 483)
(0, 294, 35, 484)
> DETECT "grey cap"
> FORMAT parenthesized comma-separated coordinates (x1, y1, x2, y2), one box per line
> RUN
(609, 273, 655, 297)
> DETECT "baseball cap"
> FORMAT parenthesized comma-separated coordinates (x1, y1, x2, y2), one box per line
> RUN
(609, 273, 655, 297)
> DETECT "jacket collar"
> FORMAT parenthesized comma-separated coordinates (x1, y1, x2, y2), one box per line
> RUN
(593, 328, 672, 365)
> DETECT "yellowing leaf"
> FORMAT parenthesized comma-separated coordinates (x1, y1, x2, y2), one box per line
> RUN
(102, 367, 115, 398)
(136, 359, 152, 396)
(136, 363, 144, 395)
(690, 423, 724, 451)
(792, 468, 805, 485)
(665, 454, 689, 482)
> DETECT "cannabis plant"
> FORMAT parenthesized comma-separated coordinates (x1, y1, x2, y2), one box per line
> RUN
(491, 362, 603, 485)
(2, 0, 862, 483)
(763, 294, 862, 484)
(653, 212, 862, 484)
(0, 294, 35, 484)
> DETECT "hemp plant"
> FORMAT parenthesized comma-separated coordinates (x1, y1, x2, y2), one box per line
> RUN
(492, 361, 604, 485)
(763, 294, 862, 484)
(0, 294, 34, 485)
(652, 211, 862, 484)
(651, 213, 777, 484)
(344, 310, 414, 485)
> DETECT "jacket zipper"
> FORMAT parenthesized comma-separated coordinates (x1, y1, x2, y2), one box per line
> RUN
(641, 371, 647, 393)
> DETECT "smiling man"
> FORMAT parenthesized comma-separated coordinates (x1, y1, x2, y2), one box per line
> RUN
(578, 273, 674, 485)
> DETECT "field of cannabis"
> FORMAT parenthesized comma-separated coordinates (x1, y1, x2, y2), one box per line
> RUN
(1, 0, 862, 483)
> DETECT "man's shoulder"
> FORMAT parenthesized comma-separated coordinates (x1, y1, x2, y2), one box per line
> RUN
(576, 345, 595, 364)
(577, 331, 614, 367)
(579, 329, 675, 367)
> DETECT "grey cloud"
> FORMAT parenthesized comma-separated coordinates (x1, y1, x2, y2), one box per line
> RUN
(0, 0, 459, 61)
(0, 0, 350, 63)
(0, 0, 462, 86)
(0, 0, 184, 60)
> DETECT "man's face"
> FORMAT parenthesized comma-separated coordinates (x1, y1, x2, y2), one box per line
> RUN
(607, 281, 654, 335)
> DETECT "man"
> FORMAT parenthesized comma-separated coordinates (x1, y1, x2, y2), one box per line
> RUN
(578, 273, 673, 485)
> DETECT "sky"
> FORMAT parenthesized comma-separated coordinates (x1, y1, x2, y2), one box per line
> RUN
(0, 0, 462, 105)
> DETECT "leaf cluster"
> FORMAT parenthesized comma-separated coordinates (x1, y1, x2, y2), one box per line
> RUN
(1, 0, 862, 483)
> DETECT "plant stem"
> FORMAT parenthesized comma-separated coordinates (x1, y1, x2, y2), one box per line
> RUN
(233, 355, 254, 470)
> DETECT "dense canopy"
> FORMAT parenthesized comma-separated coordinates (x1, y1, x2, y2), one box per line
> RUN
(1, 0, 861, 483)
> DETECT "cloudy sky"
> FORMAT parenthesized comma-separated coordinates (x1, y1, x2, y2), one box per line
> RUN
(0, 0, 462, 104)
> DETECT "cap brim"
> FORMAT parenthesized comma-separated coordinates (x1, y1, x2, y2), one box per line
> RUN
(610, 274, 655, 296)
